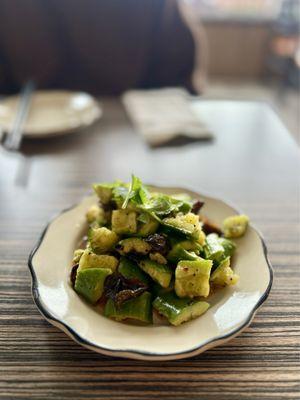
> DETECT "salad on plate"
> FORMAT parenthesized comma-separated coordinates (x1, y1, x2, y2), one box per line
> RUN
(70, 176, 249, 326)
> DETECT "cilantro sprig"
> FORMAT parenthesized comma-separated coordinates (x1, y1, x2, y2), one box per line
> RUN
(121, 175, 192, 219)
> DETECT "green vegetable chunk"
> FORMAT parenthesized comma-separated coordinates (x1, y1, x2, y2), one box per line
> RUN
(104, 292, 152, 323)
(162, 213, 202, 240)
(78, 249, 118, 272)
(111, 209, 137, 235)
(149, 252, 167, 265)
(88, 226, 118, 254)
(137, 214, 159, 237)
(72, 249, 84, 264)
(175, 259, 212, 298)
(139, 259, 173, 288)
(116, 238, 151, 255)
(118, 257, 150, 285)
(75, 268, 112, 304)
(93, 183, 113, 204)
(210, 257, 239, 286)
(180, 240, 202, 253)
(167, 243, 199, 263)
(151, 281, 174, 298)
(203, 233, 224, 261)
(153, 292, 210, 326)
(218, 237, 236, 258)
(86, 205, 106, 225)
(223, 214, 249, 238)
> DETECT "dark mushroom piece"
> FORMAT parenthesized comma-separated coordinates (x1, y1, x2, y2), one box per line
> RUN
(201, 216, 223, 236)
(191, 200, 205, 215)
(145, 233, 169, 255)
(104, 273, 148, 308)
(70, 264, 79, 287)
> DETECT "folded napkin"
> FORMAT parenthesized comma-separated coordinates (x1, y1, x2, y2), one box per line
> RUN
(122, 88, 213, 146)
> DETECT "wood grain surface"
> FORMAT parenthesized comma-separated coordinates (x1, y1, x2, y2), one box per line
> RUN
(0, 99, 299, 399)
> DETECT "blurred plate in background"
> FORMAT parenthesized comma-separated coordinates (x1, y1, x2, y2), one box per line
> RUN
(0, 90, 102, 138)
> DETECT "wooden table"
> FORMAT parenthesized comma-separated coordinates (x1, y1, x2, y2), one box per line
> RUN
(1, 99, 299, 399)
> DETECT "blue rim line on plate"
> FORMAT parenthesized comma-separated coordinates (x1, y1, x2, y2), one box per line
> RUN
(27, 190, 273, 360)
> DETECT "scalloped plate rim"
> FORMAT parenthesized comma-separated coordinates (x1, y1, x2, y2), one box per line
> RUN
(27, 186, 273, 360)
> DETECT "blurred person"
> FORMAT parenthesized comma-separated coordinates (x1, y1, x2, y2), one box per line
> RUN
(0, 0, 206, 95)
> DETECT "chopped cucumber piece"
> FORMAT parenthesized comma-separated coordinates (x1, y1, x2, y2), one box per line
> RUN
(79, 249, 118, 272)
(139, 258, 173, 288)
(175, 258, 212, 298)
(197, 230, 206, 246)
(111, 209, 137, 235)
(88, 227, 118, 254)
(151, 281, 174, 298)
(167, 243, 199, 263)
(180, 240, 202, 253)
(137, 215, 159, 237)
(93, 183, 113, 204)
(210, 257, 239, 286)
(162, 213, 202, 240)
(86, 205, 106, 225)
(223, 214, 249, 238)
(218, 237, 236, 258)
(75, 267, 112, 304)
(72, 249, 84, 264)
(203, 233, 224, 261)
(118, 257, 150, 285)
(153, 292, 209, 326)
(104, 292, 152, 323)
(149, 252, 167, 265)
(116, 238, 151, 255)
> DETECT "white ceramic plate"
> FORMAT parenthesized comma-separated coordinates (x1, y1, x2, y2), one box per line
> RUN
(28, 186, 273, 360)
(0, 90, 102, 138)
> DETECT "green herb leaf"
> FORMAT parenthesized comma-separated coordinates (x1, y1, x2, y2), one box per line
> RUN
(140, 194, 189, 217)
(122, 175, 143, 208)
(112, 185, 129, 203)
(120, 176, 191, 220)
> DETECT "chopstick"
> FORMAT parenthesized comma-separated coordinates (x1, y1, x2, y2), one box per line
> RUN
(4, 80, 35, 151)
